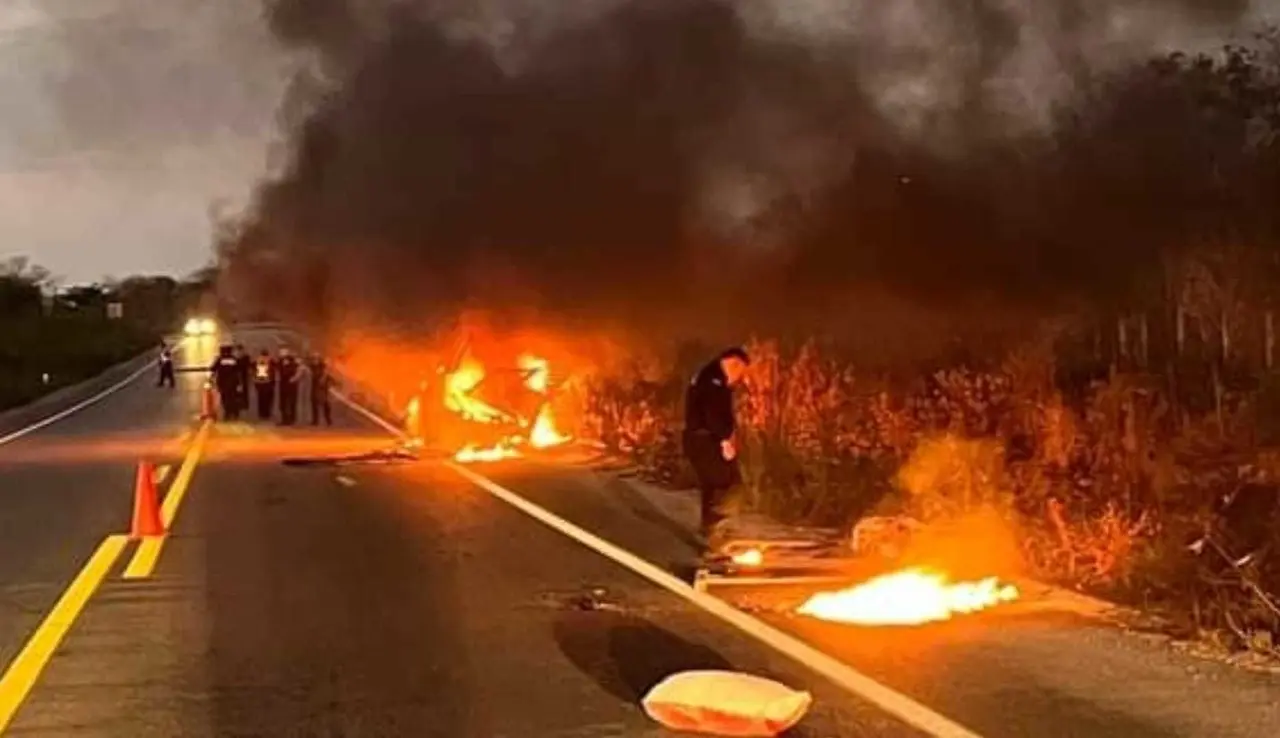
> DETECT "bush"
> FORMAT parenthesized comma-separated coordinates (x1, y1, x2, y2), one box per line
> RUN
(0, 314, 155, 410)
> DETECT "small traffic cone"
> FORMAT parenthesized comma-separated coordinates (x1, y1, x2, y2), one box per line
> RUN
(200, 381, 216, 420)
(130, 460, 165, 539)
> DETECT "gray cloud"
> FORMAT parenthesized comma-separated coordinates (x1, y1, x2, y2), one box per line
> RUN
(0, 0, 288, 283)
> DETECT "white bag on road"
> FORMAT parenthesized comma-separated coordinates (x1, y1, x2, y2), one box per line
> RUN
(641, 670, 813, 737)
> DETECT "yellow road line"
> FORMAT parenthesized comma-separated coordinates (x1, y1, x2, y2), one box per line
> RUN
(122, 420, 212, 580)
(0, 535, 129, 732)
(121, 538, 163, 582)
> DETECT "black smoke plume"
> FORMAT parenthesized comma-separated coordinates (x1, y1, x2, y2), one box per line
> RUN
(220, 0, 1276, 351)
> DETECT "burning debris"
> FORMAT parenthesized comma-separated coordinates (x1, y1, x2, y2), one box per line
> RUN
(796, 569, 1019, 626)
(695, 513, 1022, 625)
(281, 447, 421, 467)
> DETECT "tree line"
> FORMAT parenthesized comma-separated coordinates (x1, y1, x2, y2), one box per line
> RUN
(0, 256, 217, 411)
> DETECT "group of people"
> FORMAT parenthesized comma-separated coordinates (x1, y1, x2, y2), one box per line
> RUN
(169, 335, 746, 552)
(209, 344, 335, 425)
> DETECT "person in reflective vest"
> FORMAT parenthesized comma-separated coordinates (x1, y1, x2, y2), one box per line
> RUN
(276, 348, 302, 426)
(253, 350, 278, 420)
(209, 345, 243, 421)
(157, 341, 176, 388)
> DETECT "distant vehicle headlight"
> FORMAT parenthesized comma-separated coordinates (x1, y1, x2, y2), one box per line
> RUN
(200, 318, 217, 335)
(184, 318, 201, 336)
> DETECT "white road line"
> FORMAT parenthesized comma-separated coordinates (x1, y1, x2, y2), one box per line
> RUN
(0, 360, 157, 448)
(333, 391, 985, 738)
(334, 391, 403, 436)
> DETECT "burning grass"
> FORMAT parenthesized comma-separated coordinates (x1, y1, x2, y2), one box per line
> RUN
(313, 311, 1279, 650)
(584, 337, 1280, 652)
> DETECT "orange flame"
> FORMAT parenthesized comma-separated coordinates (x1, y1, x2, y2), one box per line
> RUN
(519, 354, 570, 449)
(428, 352, 571, 463)
(445, 356, 513, 424)
(796, 568, 1018, 626)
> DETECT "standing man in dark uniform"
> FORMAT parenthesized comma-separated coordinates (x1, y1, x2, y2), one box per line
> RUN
(682, 347, 750, 555)
(276, 347, 302, 426)
(234, 344, 252, 418)
(210, 345, 243, 421)
(157, 341, 176, 388)
(306, 352, 335, 426)
(252, 349, 278, 420)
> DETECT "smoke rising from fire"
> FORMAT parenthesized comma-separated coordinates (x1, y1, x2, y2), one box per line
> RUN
(221, 0, 1276, 349)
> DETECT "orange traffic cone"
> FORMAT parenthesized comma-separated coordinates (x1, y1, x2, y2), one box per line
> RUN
(130, 460, 165, 539)
(200, 381, 216, 420)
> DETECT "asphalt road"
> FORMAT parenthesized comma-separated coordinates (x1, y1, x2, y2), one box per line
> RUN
(0, 328, 1276, 737)
(0, 335, 214, 676)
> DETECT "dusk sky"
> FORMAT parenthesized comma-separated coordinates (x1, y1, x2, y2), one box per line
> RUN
(1, 0, 1278, 287)
(0, 0, 287, 286)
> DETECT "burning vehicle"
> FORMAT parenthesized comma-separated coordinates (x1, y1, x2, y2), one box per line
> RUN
(403, 335, 572, 463)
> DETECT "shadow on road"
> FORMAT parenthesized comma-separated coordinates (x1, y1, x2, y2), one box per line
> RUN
(604, 475, 703, 552)
(553, 611, 734, 703)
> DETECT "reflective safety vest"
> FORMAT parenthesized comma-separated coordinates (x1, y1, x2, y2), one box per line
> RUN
(254, 359, 271, 382)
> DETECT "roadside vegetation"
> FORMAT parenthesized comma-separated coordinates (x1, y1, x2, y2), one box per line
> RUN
(581, 42, 1280, 657)
(210, 16, 1280, 661)
(0, 256, 215, 412)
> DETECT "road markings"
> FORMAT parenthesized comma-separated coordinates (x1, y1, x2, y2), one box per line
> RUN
(154, 464, 172, 486)
(122, 420, 213, 580)
(333, 392, 985, 738)
(449, 464, 985, 738)
(0, 535, 128, 732)
(334, 390, 402, 436)
(0, 363, 156, 448)
(0, 338, 194, 448)
(335, 474, 357, 487)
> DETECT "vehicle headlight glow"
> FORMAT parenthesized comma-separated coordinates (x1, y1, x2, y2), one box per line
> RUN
(200, 318, 217, 335)
(184, 318, 201, 336)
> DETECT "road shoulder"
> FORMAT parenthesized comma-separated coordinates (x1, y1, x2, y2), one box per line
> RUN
(0, 350, 159, 444)
(476, 456, 1280, 738)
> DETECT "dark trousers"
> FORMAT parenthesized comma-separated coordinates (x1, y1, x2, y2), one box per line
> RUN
(217, 383, 241, 420)
(279, 385, 299, 425)
(683, 430, 741, 540)
(699, 484, 730, 536)
(157, 363, 175, 388)
(311, 390, 332, 425)
(255, 385, 275, 419)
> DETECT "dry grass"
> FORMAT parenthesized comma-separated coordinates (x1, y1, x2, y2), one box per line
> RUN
(583, 335, 1280, 651)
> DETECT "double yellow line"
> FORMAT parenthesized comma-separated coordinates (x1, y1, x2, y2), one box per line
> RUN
(0, 419, 212, 733)
(122, 421, 212, 579)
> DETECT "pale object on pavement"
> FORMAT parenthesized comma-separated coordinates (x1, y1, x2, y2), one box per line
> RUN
(641, 670, 813, 737)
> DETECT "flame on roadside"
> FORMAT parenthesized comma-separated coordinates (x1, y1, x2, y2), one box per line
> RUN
(796, 568, 1019, 626)
(408, 350, 571, 463)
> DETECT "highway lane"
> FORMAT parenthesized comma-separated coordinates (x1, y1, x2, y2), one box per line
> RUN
(484, 462, 1280, 738)
(0, 336, 217, 677)
(4, 400, 932, 736)
(4, 328, 1277, 736)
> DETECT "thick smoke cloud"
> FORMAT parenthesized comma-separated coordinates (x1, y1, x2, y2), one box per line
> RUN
(221, 0, 1274, 346)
